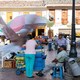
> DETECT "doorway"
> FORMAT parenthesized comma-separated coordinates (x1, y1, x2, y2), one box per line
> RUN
(32, 31, 35, 38)
(38, 29, 44, 36)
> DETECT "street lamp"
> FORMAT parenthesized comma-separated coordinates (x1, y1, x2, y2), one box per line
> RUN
(69, 0, 77, 57)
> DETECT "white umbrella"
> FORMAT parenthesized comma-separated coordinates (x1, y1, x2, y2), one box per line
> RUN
(0, 15, 48, 46)
(7, 14, 48, 32)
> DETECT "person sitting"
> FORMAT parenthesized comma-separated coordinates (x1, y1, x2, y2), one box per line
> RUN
(36, 45, 68, 77)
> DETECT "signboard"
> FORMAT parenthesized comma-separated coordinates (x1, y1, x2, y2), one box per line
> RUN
(76, 32, 80, 37)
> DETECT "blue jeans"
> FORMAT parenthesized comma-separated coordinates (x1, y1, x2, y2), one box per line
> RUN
(48, 42, 52, 51)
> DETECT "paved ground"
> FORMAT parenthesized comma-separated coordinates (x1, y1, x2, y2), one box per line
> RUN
(0, 45, 80, 80)
(0, 46, 55, 80)
(0, 68, 50, 80)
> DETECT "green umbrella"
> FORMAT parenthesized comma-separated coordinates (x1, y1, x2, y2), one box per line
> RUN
(47, 21, 54, 27)
(0, 28, 4, 35)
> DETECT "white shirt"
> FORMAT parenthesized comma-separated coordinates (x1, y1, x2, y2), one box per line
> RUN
(25, 39, 37, 54)
(66, 38, 70, 50)
(56, 50, 68, 62)
(48, 38, 52, 42)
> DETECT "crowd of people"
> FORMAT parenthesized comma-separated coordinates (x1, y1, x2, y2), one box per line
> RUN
(22, 33, 71, 78)
(0, 32, 71, 78)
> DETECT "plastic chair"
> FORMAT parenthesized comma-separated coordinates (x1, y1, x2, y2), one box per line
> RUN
(52, 66, 63, 80)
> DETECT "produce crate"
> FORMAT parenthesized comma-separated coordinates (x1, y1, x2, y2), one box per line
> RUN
(16, 54, 25, 68)
(3, 59, 16, 68)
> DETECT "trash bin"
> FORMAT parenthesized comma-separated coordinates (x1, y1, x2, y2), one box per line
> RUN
(68, 58, 80, 76)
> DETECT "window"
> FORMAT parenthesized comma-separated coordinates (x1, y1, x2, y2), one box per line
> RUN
(49, 10, 55, 23)
(62, 9, 68, 25)
(76, 10, 80, 25)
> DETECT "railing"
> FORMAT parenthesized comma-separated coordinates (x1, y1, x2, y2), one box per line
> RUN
(0, 1, 44, 8)
(44, 0, 80, 4)
(0, 0, 79, 8)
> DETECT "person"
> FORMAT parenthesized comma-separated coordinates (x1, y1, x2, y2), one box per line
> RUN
(55, 33, 67, 53)
(25, 34, 37, 78)
(53, 35, 58, 50)
(47, 37, 53, 51)
(36, 45, 68, 77)
(0, 39, 5, 46)
(66, 36, 71, 54)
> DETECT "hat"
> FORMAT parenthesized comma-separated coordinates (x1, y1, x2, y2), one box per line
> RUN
(60, 45, 66, 50)
(68, 58, 75, 62)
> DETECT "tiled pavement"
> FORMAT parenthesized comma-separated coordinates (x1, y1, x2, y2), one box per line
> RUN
(0, 45, 80, 80)
(0, 68, 49, 80)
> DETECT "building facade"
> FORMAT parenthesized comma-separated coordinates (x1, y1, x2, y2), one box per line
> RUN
(0, 0, 80, 37)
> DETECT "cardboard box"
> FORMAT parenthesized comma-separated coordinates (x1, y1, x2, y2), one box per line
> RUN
(3, 59, 16, 68)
